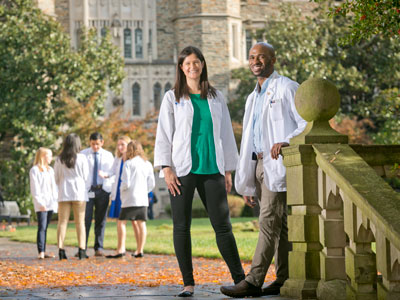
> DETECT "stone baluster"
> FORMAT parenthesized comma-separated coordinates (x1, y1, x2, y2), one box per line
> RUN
(316, 170, 347, 299)
(344, 198, 377, 299)
(376, 230, 400, 299)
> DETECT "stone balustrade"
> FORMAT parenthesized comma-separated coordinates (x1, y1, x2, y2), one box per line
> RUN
(280, 78, 400, 299)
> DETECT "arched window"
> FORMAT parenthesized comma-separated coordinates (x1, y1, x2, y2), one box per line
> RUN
(124, 28, 132, 58)
(164, 82, 172, 93)
(135, 28, 143, 58)
(76, 28, 82, 48)
(101, 27, 107, 38)
(132, 83, 141, 116)
(153, 82, 162, 110)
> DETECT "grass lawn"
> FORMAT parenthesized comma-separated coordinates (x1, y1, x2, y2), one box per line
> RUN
(0, 217, 259, 261)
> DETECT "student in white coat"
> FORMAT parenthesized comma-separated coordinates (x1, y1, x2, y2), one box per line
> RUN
(220, 43, 307, 298)
(110, 140, 155, 258)
(99, 135, 132, 258)
(81, 132, 114, 257)
(54, 133, 90, 260)
(154, 46, 245, 297)
(29, 147, 58, 259)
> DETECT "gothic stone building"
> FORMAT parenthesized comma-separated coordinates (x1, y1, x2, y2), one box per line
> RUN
(37, 0, 313, 119)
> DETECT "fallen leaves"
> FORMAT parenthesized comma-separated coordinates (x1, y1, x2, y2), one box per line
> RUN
(0, 255, 277, 290)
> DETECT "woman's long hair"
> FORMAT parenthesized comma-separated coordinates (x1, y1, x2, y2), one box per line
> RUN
(59, 133, 81, 168)
(33, 147, 51, 172)
(125, 140, 147, 161)
(173, 46, 216, 101)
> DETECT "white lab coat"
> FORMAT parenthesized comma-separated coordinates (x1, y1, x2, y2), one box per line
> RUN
(235, 71, 307, 195)
(54, 154, 90, 202)
(120, 156, 155, 208)
(29, 166, 58, 213)
(154, 90, 238, 177)
(108, 157, 123, 200)
(81, 147, 114, 193)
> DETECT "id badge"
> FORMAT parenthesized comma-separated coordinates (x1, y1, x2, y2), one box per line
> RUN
(88, 191, 95, 198)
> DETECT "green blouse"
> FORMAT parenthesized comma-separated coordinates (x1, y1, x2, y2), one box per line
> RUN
(190, 94, 219, 175)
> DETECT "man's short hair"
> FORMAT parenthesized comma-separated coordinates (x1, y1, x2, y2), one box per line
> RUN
(89, 132, 103, 141)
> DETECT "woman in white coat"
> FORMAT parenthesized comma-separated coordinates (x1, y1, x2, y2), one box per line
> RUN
(113, 140, 155, 258)
(29, 147, 58, 259)
(154, 46, 245, 297)
(100, 135, 132, 258)
(54, 133, 90, 260)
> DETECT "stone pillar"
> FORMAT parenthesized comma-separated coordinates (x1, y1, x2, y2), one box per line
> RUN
(281, 78, 348, 299)
(281, 144, 322, 299)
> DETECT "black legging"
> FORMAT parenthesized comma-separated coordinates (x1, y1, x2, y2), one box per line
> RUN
(170, 172, 245, 286)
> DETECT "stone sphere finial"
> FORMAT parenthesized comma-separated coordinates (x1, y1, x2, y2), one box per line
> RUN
(295, 78, 340, 122)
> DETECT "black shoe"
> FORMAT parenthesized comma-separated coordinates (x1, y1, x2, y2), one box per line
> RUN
(106, 253, 126, 259)
(220, 280, 261, 298)
(178, 289, 194, 297)
(134, 252, 143, 258)
(78, 248, 89, 259)
(59, 249, 67, 260)
(74, 252, 79, 258)
(261, 281, 283, 295)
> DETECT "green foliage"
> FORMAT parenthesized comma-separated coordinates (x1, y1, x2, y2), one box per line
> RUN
(0, 0, 124, 209)
(313, 0, 400, 44)
(229, 2, 400, 144)
(361, 88, 400, 144)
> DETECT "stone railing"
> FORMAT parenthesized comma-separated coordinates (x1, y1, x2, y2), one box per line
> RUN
(280, 78, 400, 299)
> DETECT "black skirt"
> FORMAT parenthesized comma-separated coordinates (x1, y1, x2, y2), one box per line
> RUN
(118, 206, 148, 221)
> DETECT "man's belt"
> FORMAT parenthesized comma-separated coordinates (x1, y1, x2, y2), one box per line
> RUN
(91, 184, 103, 190)
(252, 152, 263, 160)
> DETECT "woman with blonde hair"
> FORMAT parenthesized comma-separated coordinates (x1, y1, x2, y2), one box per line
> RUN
(108, 140, 155, 258)
(54, 133, 90, 260)
(29, 147, 58, 259)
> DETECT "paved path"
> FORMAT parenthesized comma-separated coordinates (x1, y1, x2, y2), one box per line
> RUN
(0, 238, 290, 299)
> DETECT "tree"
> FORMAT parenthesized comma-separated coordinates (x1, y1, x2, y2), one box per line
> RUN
(313, 0, 400, 44)
(62, 95, 157, 162)
(229, 2, 400, 144)
(0, 0, 124, 210)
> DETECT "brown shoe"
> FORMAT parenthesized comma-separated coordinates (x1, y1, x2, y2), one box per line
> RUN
(94, 250, 105, 257)
(220, 280, 261, 298)
(261, 281, 283, 295)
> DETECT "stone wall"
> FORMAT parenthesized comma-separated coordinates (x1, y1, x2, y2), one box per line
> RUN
(156, 0, 175, 61)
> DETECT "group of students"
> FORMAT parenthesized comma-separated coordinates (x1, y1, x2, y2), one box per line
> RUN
(29, 42, 307, 298)
(29, 133, 155, 260)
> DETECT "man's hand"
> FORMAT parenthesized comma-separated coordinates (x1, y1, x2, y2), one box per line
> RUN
(270, 142, 289, 160)
(243, 196, 256, 208)
(225, 172, 232, 193)
(163, 167, 181, 196)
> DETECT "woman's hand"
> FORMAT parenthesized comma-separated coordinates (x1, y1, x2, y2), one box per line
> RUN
(225, 172, 232, 193)
(98, 170, 108, 178)
(163, 167, 181, 196)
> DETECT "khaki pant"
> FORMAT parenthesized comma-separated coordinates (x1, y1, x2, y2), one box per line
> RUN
(246, 159, 290, 287)
(57, 201, 86, 250)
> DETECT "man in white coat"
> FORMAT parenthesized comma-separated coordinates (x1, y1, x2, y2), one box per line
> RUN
(81, 132, 114, 257)
(220, 43, 307, 297)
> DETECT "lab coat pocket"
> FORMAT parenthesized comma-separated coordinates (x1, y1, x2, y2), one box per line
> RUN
(270, 98, 283, 121)
(172, 139, 184, 168)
